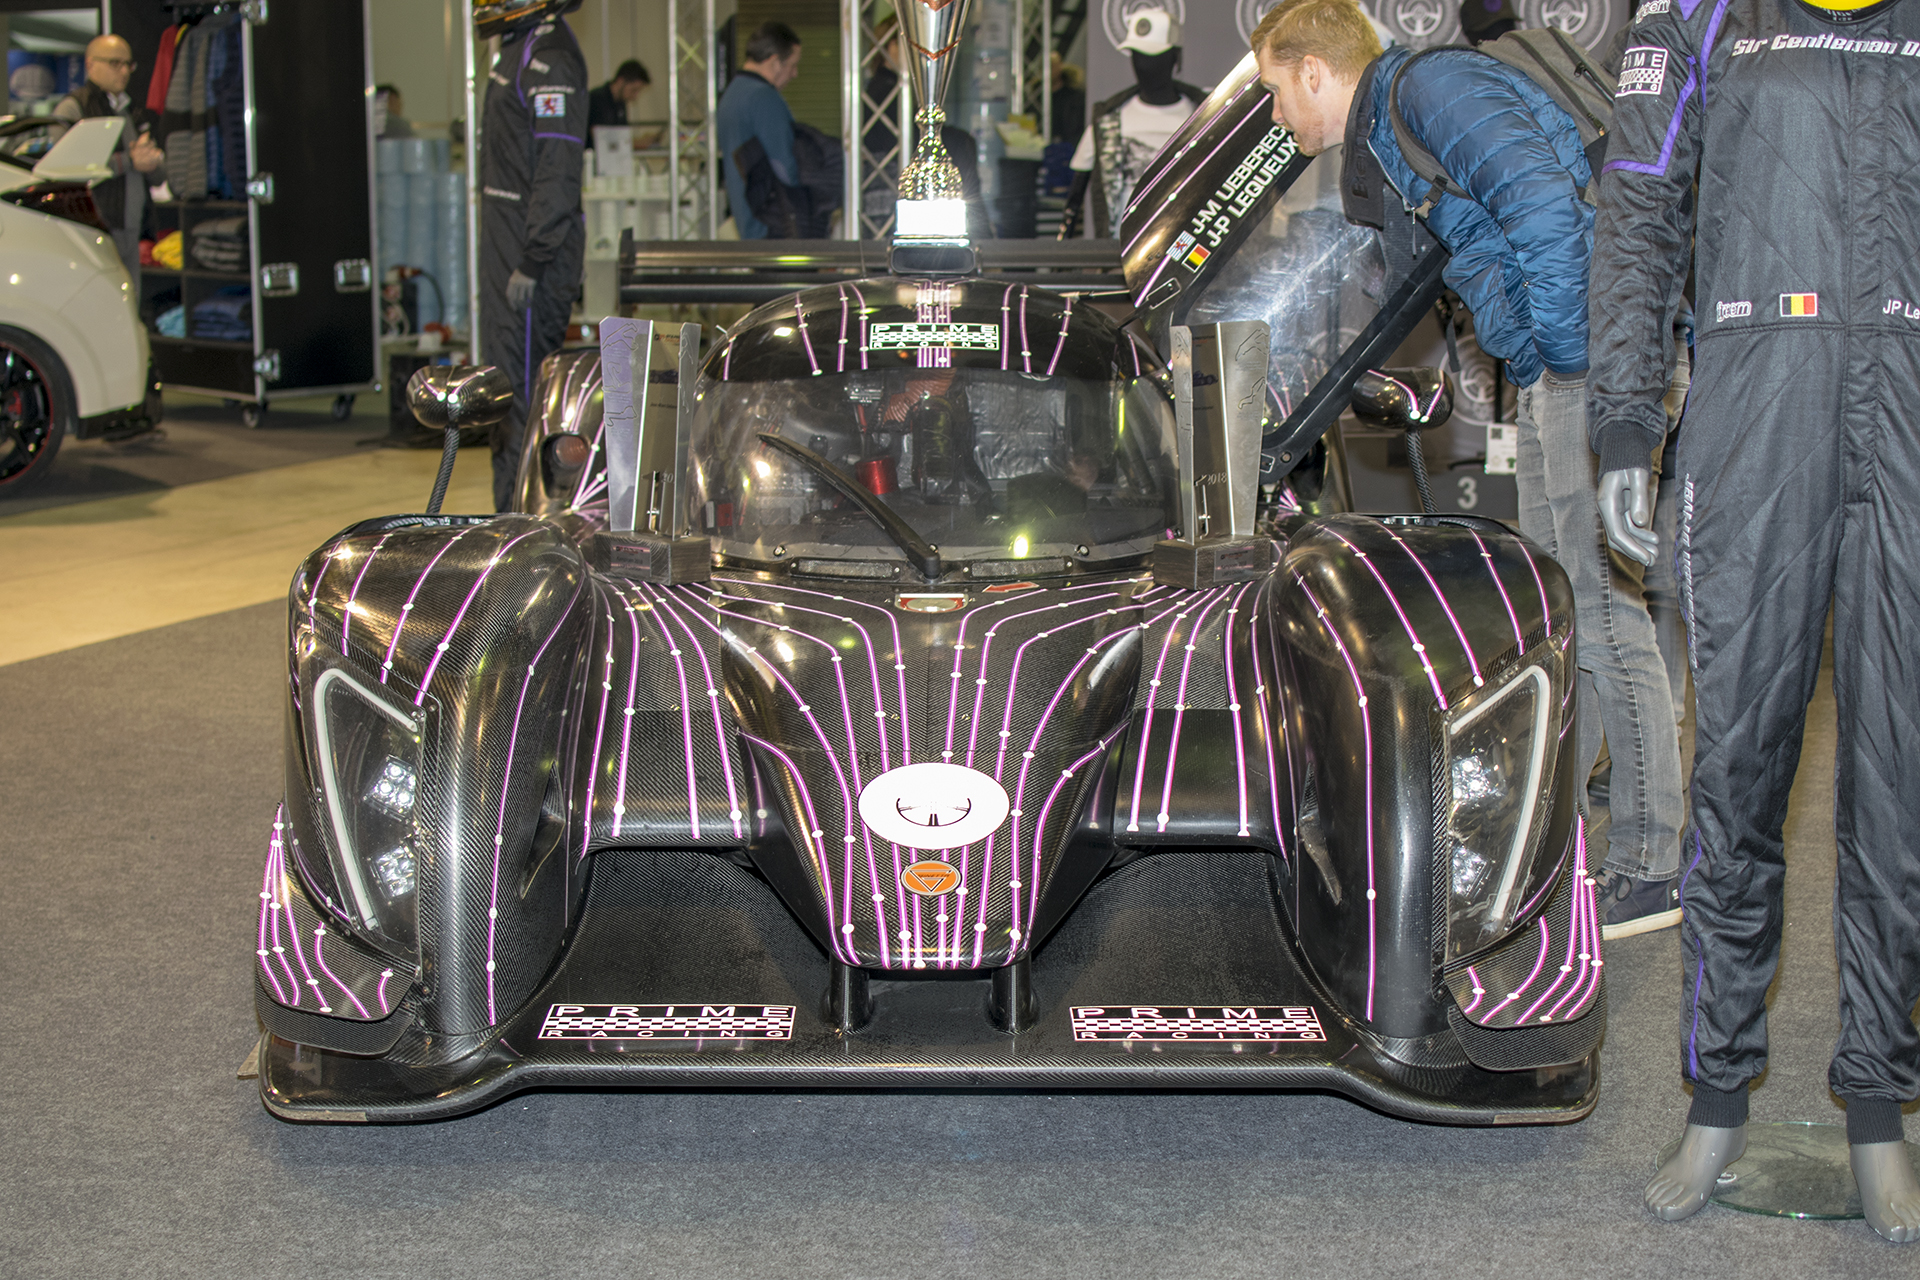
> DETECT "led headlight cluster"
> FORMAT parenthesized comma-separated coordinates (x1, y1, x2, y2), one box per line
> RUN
(1442, 662, 1556, 960)
(312, 668, 424, 958)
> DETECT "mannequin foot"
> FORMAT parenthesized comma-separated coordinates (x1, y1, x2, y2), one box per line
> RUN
(1852, 1141, 1920, 1243)
(1646, 1123, 1747, 1221)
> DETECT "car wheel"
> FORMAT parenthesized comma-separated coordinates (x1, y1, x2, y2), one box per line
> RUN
(0, 326, 76, 496)
(242, 401, 265, 428)
(332, 394, 355, 421)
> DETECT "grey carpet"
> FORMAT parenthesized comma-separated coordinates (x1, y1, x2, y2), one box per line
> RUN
(0, 604, 1908, 1278)
(2, 393, 397, 517)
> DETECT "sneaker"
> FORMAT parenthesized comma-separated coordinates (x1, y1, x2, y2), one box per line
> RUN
(1596, 869, 1681, 940)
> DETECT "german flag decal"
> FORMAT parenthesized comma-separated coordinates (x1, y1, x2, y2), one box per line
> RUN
(1780, 292, 1819, 317)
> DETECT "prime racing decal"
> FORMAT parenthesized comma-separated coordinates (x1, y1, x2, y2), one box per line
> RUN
(538, 1004, 795, 1040)
(1617, 47, 1668, 96)
(867, 322, 1001, 351)
(1070, 1005, 1328, 1042)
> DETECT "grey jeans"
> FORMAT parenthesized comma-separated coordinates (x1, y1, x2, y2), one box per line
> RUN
(1516, 372, 1685, 881)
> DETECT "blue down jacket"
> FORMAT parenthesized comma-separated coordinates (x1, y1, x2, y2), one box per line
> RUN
(1363, 44, 1593, 386)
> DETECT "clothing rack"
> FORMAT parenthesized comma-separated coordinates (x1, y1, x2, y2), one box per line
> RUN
(158, 1, 266, 19)
(122, 0, 378, 424)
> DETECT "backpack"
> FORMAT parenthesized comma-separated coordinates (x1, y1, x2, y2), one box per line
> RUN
(1387, 27, 1616, 217)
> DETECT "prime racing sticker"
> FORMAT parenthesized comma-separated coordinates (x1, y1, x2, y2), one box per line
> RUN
(539, 1003, 795, 1040)
(868, 322, 1000, 351)
(1070, 1005, 1327, 1042)
(1617, 47, 1668, 96)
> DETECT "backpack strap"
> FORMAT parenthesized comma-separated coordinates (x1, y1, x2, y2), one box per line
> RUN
(1387, 50, 1472, 218)
(1506, 30, 1605, 137)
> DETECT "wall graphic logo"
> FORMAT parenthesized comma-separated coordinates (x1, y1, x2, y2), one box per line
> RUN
(1235, 0, 1270, 43)
(1102, 0, 1188, 52)
(1522, 0, 1620, 49)
(1364, 0, 1461, 50)
(858, 762, 1012, 850)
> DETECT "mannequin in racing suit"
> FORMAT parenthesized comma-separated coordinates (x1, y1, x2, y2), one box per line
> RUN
(1587, 0, 1920, 1240)
(479, 5, 586, 511)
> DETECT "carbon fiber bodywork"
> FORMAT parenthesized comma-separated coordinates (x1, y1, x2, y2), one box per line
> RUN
(261, 501, 1596, 1120)
(257, 275, 1600, 1125)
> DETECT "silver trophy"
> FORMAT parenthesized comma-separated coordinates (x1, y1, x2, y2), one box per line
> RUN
(892, 0, 974, 234)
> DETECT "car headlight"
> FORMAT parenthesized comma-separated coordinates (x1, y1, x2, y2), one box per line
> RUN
(1443, 661, 1556, 960)
(312, 667, 423, 958)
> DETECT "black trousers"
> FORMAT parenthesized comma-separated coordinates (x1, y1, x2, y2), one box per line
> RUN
(1677, 323, 1920, 1113)
(479, 276, 572, 512)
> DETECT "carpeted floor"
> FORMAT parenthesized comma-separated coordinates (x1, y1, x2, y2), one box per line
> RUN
(0, 603, 1908, 1278)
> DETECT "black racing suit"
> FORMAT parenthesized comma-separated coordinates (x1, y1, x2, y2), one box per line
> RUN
(1589, 0, 1920, 1143)
(480, 18, 586, 511)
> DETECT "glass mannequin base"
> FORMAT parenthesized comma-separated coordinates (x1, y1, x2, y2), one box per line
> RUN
(1657, 1121, 1920, 1219)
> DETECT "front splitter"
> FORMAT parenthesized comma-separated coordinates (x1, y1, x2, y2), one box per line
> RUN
(258, 850, 1601, 1125)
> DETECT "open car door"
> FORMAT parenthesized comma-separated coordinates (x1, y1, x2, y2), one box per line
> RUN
(1117, 53, 1446, 478)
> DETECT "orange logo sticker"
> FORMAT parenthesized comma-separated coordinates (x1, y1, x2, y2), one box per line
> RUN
(900, 860, 961, 896)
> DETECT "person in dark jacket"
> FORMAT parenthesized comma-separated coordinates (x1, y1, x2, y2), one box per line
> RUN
(1589, 0, 1920, 1241)
(478, 0, 587, 511)
(715, 22, 803, 239)
(1249, 0, 1685, 937)
(587, 58, 649, 129)
(46, 35, 165, 281)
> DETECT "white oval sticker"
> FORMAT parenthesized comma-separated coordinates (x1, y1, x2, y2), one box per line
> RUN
(857, 762, 1011, 851)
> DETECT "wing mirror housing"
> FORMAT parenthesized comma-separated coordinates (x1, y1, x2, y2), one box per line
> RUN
(1350, 367, 1453, 431)
(406, 365, 512, 515)
(407, 364, 514, 433)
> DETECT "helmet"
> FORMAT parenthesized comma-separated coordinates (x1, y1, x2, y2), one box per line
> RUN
(1115, 7, 1181, 55)
(474, 0, 581, 40)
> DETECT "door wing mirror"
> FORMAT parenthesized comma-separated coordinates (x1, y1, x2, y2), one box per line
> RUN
(1350, 367, 1453, 431)
(407, 364, 514, 433)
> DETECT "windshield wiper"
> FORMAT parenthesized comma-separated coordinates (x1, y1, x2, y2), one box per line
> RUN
(755, 431, 943, 580)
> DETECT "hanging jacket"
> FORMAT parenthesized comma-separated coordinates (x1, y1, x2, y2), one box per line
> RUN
(1354, 44, 1593, 387)
(146, 25, 180, 116)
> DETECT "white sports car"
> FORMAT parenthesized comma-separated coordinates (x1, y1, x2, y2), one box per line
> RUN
(0, 117, 159, 494)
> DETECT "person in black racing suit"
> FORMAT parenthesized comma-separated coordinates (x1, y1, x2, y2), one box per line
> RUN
(477, 0, 587, 511)
(1587, 0, 1920, 1240)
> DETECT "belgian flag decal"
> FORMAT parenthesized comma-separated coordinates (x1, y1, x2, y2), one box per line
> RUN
(1780, 292, 1819, 317)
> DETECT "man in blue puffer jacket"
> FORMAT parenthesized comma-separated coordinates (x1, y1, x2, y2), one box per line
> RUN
(1249, 0, 1685, 938)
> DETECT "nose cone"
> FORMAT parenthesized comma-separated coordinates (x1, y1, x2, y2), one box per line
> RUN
(716, 578, 1148, 969)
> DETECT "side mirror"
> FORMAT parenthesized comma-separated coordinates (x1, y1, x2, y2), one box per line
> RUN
(1350, 367, 1453, 431)
(407, 364, 513, 433)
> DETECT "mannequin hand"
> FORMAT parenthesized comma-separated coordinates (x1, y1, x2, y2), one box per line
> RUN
(1599, 467, 1658, 567)
(507, 269, 538, 309)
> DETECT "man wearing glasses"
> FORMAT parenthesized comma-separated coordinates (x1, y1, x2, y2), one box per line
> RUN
(47, 34, 166, 280)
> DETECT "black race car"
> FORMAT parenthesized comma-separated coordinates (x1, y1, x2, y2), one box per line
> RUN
(251, 54, 1599, 1125)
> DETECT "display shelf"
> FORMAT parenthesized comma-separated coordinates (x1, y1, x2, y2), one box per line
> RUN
(125, 0, 379, 411)
(141, 267, 253, 283)
(150, 335, 254, 350)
